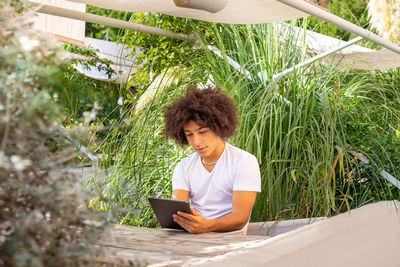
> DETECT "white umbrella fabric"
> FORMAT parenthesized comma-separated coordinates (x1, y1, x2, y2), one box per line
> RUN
(68, 0, 400, 55)
(33, 0, 400, 71)
(67, 0, 309, 24)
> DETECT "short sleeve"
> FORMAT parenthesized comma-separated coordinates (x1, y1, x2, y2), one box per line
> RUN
(172, 161, 189, 191)
(233, 154, 261, 192)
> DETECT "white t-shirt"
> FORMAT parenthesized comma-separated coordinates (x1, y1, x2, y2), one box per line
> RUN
(172, 143, 261, 219)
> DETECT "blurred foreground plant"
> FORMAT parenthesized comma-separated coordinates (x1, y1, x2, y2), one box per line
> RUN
(368, 0, 400, 44)
(0, 4, 109, 266)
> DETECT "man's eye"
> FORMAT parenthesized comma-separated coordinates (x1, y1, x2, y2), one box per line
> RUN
(199, 131, 207, 134)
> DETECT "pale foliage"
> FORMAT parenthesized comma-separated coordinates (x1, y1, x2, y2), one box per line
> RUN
(135, 69, 186, 113)
(368, 0, 400, 44)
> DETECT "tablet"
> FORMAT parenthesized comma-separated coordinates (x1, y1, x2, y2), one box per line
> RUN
(148, 197, 192, 230)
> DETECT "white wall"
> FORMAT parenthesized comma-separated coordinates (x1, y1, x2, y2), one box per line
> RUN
(32, 0, 86, 43)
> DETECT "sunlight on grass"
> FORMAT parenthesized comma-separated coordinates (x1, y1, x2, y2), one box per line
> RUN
(92, 21, 400, 226)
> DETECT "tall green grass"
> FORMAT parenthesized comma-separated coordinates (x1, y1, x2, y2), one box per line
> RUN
(95, 69, 201, 226)
(189, 22, 399, 221)
(95, 21, 399, 226)
(320, 68, 400, 207)
(187, 23, 350, 220)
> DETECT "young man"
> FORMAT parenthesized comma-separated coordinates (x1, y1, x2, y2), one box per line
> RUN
(164, 86, 261, 234)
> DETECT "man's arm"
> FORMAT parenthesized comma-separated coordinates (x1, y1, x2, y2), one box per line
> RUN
(171, 189, 189, 201)
(173, 190, 257, 234)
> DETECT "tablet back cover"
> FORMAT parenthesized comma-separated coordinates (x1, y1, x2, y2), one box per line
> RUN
(148, 197, 191, 230)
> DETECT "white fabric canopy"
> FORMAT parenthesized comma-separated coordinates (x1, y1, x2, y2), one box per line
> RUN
(280, 23, 400, 70)
(68, 0, 309, 24)
(60, 37, 137, 83)
(34, 0, 400, 70)
(326, 49, 400, 70)
(74, 37, 137, 83)
(68, 0, 400, 55)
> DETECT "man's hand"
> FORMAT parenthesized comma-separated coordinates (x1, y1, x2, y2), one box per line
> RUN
(171, 190, 257, 233)
(173, 207, 211, 234)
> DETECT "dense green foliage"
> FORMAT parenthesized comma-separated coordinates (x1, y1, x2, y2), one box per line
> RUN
(92, 20, 399, 225)
(61, 44, 122, 123)
(85, 6, 208, 85)
(98, 82, 190, 226)
(80, 2, 399, 226)
(120, 13, 210, 86)
(61, 68, 121, 123)
(188, 22, 400, 220)
(0, 4, 110, 265)
(328, 68, 400, 180)
(86, 5, 131, 42)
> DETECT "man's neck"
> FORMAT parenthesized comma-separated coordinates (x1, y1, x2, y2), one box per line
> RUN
(203, 141, 225, 163)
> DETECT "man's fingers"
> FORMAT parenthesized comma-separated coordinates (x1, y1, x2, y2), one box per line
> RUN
(177, 211, 194, 220)
(173, 209, 205, 234)
(174, 214, 191, 225)
(173, 215, 193, 232)
(190, 206, 200, 216)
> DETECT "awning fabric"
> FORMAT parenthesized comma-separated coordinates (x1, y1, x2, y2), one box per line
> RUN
(279, 23, 400, 70)
(67, 0, 400, 55)
(74, 37, 137, 84)
(47, 0, 400, 70)
(68, 0, 309, 24)
(326, 49, 400, 70)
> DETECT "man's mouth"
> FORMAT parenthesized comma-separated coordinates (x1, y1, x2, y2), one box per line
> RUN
(196, 147, 206, 153)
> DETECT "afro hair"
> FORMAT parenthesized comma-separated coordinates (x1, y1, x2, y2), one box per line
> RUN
(164, 85, 238, 146)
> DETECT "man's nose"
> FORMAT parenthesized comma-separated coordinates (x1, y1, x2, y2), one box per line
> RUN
(193, 134, 201, 146)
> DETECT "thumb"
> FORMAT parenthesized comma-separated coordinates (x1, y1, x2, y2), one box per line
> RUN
(190, 206, 200, 216)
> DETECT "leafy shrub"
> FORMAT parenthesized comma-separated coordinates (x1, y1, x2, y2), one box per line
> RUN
(88, 2, 400, 226)
(86, 5, 131, 42)
(0, 4, 108, 265)
(119, 13, 212, 88)
(96, 77, 191, 226)
(60, 44, 122, 124)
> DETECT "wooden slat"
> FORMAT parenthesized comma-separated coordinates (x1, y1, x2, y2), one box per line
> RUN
(92, 224, 269, 265)
(54, 34, 84, 47)
(247, 218, 326, 236)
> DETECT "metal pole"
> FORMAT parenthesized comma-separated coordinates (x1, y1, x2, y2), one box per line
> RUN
(30, 2, 197, 42)
(272, 36, 364, 80)
(277, 0, 400, 54)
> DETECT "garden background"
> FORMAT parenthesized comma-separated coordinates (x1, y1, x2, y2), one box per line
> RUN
(1, 0, 399, 264)
(83, 0, 400, 224)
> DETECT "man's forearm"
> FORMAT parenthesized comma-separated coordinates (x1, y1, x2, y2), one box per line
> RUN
(207, 212, 249, 232)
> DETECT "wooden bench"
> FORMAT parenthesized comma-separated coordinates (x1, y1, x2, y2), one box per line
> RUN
(92, 201, 400, 266)
(93, 225, 269, 265)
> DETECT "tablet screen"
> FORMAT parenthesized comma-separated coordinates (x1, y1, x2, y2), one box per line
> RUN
(148, 197, 192, 230)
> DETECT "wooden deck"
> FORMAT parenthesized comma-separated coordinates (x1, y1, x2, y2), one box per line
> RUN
(89, 201, 400, 266)
(93, 224, 269, 266)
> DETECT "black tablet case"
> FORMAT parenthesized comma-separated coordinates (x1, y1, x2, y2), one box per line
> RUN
(148, 197, 192, 230)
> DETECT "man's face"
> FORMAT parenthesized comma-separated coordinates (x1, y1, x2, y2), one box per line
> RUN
(183, 120, 224, 161)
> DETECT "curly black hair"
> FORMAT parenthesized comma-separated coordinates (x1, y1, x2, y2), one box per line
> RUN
(164, 85, 238, 146)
